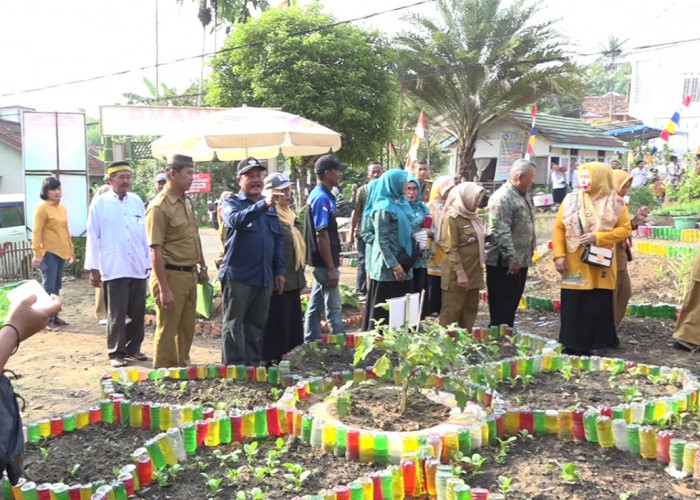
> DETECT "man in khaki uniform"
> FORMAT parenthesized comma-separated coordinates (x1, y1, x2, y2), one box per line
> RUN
(412, 159, 433, 203)
(146, 154, 208, 368)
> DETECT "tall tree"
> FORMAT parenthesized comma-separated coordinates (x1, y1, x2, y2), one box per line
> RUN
(206, 4, 398, 180)
(177, 0, 270, 31)
(396, 0, 582, 179)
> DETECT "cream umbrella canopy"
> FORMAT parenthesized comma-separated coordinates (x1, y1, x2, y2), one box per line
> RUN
(150, 106, 342, 162)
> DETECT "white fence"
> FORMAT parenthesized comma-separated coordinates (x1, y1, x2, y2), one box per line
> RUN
(0, 241, 33, 281)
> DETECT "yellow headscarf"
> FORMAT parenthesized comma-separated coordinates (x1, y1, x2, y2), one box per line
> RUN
(273, 194, 306, 272)
(443, 182, 486, 266)
(561, 162, 624, 252)
(612, 170, 632, 196)
(428, 175, 457, 244)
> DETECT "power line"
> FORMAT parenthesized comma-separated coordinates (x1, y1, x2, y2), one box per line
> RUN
(0, 0, 432, 99)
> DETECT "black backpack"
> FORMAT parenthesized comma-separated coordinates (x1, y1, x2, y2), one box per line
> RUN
(0, 372, 24, 485)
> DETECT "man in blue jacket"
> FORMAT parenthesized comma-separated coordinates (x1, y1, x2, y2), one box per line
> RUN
(219, 157, 285, 366)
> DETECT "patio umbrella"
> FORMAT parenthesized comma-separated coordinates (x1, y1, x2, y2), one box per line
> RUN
(150, 106, 342, 162)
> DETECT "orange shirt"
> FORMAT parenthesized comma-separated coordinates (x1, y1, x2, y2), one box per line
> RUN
(31, 200, 74, 259)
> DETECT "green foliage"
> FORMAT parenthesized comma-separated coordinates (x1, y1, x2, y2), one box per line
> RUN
(558, 462, 581, 484)
(206, 4, 398, 172)
(666, 249, 696, 302)
(339, 284, 360, 308)
(355, 322, 468, 414)
(619, 385, 643, 404)
(396, 0, 582, 178)
(327, 380, 354, 417)
(627, 186, 659, 216)
(585, 60, 632, 96)
(662, 170, 700, 207)
(67, 237, 86, 277)
(145, 292, 157, 314)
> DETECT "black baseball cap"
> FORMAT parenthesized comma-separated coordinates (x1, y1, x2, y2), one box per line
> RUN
(314, 154, 348, 175)
(237, 157, 266, 176)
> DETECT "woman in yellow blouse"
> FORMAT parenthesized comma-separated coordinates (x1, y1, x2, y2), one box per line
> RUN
(32, 177, 74, 330)
(553, 163, 631, 355)
(439, 182, 485, 331)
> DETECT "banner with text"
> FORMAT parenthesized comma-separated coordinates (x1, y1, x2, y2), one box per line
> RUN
(494, 133, 527, 182)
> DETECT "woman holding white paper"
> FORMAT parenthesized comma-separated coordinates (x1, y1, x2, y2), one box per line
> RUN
(405, 176, 430, 316)
(439, 182, 485, 330)
(553, 163, 631, 355)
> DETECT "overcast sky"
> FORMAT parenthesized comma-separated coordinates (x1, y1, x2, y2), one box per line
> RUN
(0, 0, 695, 116)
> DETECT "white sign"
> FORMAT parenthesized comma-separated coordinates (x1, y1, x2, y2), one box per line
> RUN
(388, 293, 421, 330)
(99, 105, 226, 137)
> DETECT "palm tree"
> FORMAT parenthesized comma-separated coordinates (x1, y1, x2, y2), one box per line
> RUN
(396, 0, 582, 179)
(600, 35, 627, 120)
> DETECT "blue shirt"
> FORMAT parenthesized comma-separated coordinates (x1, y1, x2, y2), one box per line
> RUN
(219, 191, 285, 287)
(308, 185, 336, 230)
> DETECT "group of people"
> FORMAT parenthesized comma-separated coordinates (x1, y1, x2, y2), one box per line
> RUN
(347, 159, 537, 334)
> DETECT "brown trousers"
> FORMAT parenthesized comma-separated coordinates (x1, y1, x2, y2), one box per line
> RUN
(613, 269, 631, 328)
(150, 269, 198, 368)
(439, 288, 480, 331)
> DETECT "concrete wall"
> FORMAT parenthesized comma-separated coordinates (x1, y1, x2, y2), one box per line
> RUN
(0, 143, 24, 195)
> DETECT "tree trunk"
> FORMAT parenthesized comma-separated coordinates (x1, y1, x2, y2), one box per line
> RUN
(458, 141, 476, 182)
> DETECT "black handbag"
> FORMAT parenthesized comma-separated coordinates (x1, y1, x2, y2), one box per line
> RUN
(0, 372, 25, 485)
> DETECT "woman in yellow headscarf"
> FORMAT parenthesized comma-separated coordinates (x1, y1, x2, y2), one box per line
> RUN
(611, 170, 649, 328)
(426, 175, 457, 316)
(553, 163, 631, 355)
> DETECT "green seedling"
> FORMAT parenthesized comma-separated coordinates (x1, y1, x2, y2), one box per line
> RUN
(619, 385, 643, 404)
(179, 381, 188, 391)
(226, 465, 246, 483)
(558, 462, 581, 484)
(455, 453, 487, 476)
(270, 387, 283, 400)
(197, 459, 210, 472)
(202, 473, 224, 497)
(244, 441, 259, 461)
(494, 436, 517, 464)
(40, 447, 50, 462)
(498, 475, 514, 498)
(69, 463, 81, 478)
(646, 373, 668, 386)
(213, 449, 241, 468)
(518, 429, 534, 442)
(282, 463, 312, 492)
(560, 364, 574, 382)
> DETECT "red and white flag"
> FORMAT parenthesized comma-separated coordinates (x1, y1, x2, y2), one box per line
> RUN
(405, 111, 426, 168)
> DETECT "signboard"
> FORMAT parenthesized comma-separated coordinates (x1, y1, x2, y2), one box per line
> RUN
(494, 133, 527, 182)
(22, 112, 89, 237)
(187, 173, 211, 194)
(100, 105, 225, 136)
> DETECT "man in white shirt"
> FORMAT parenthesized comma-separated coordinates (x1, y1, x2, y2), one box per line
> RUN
(667, 155, 681, 187)
(85, 161, 151, 368)
(630, 160, 647, 188)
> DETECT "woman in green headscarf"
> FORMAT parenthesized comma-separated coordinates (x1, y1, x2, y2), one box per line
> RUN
(361, 169, 415, 331)
(405, 175, 430, 317)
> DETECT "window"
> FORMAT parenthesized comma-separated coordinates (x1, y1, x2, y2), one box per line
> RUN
(0, 203, 24, 228)
(683, 75, 700, 101)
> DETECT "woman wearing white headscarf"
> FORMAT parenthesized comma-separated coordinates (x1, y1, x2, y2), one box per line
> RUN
(439, 182, 486, 331)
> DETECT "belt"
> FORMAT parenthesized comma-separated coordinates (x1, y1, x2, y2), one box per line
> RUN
(165, 264, 195, 272)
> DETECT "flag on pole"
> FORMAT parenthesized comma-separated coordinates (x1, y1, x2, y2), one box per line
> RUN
(649, 95, 691, 158)
(524, 105, 537, 160)
(405, 111, 426, 168)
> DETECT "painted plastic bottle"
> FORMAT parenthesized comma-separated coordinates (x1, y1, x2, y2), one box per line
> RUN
(626, 424, 641, 458)
(219, 414, 232, 444)
(129, 403, 142, 429)
(156, 432, 178, 466)
(557, 409, 572, 440)
(136, 455, 152, 486)
(182, 422, 197, 456)
(582, 411, 598, 444)
(682, 442, 699, 475)
(611, 418, 628, 451)
(346, 429, 360, 461)
(359, 431, 374, 464)
(545, 410, 558, 435)
(334, 426, 347, 457)
(670, 438, 687, 471)
(205, 418, 220, 447)
(166, 428, 187, 461)
(160, 405, 172, 431)
(374, 433, 389, 465)
(149, 403, 161, 431)
(656, 430, 673, 464)
(639, 426, 657, 459)
(401, 459, 416, 497)
(596, 416, 614, 448)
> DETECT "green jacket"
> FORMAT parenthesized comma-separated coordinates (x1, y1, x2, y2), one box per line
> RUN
(280, 221, 306, 291)
(366, 210, 414, 282)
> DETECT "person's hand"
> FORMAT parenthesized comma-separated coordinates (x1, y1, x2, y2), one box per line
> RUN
(347, 237, 355, 251)
(7, 294, 62, 341)
(456, 270, 470, 291)
(266, 193, 282, 208)
(69, 255, 75, 265)
(89, 269, 102, 288)
(554, 256, 568, 275)
(392, 264, 406, 282)
(327, 267, 339, 288)
(275, 275, 286, 295)
(159, 288, 176, 311)
(32, 256, 43, 269)
(634, 206, 649, 224)
(578, 232, 597, 245)
(198, 267, 209, 283)
(507, 262, 521, 276)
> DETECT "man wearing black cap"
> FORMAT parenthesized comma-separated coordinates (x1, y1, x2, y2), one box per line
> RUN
(219, 157, 286, 366)
(85, 161, 151, 368)
(146, 154, 209, 369)
(303, 154, 348, 341)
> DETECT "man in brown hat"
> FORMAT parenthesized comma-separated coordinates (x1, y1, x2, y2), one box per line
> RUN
(146, 154, 209, 368)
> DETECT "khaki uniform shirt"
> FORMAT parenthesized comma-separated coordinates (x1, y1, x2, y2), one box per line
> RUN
(420, 180, 433, 203)
(440, 212, 484, 291)
(146, 190, 202, 266)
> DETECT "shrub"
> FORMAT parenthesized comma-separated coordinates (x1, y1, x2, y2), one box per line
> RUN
(627, 186, 659, 215)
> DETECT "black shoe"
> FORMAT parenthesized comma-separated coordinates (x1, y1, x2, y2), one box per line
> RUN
(672, 340, 694, 352)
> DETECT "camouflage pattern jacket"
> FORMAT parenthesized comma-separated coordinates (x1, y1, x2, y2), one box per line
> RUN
(485, 182, 536, 268)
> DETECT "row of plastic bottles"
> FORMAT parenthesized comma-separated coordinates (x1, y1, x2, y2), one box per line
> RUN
(635, 225, 700, 242)
(635, 240, 698, 258)
(516, 293, 680, 320)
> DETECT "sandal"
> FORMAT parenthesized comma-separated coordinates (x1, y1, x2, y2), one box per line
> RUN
(110, 358, 128, 368)
(45, 322, 59, 331)
(54, 318, 69, 326)
(125, 352, 148, 361)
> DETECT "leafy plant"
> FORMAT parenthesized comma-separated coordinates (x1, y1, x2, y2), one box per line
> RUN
(270, 387, 283, 400)
(212, 449, 241, 468)
(69, 463, 81, 478)
(202, 473, 224, 497)
(454, 452, 487, 476)
(327, 381, 353, 417)
(40, 447, 50, 462)
(558, 462, 581, 484)
(518, 429, 534, 442)
(619, 385, 643, 404)
(66, 237, 86, 277)
(282, 463, 312, 492)
(356, 322, 468, 414)
(498, 475, 514, 498)
(494, 436, 517, 464)
(339, 284, 360, 308)
(244, 441, 259, 461)
(560, 363, 574, 382)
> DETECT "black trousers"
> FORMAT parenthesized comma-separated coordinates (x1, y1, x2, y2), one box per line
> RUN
(355, 237, 367, 295)
(486, 265, 528, 327)
(104, 278, 147, 360)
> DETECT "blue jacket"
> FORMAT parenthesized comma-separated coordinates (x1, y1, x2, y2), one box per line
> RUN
(219, 191, 285, 286)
